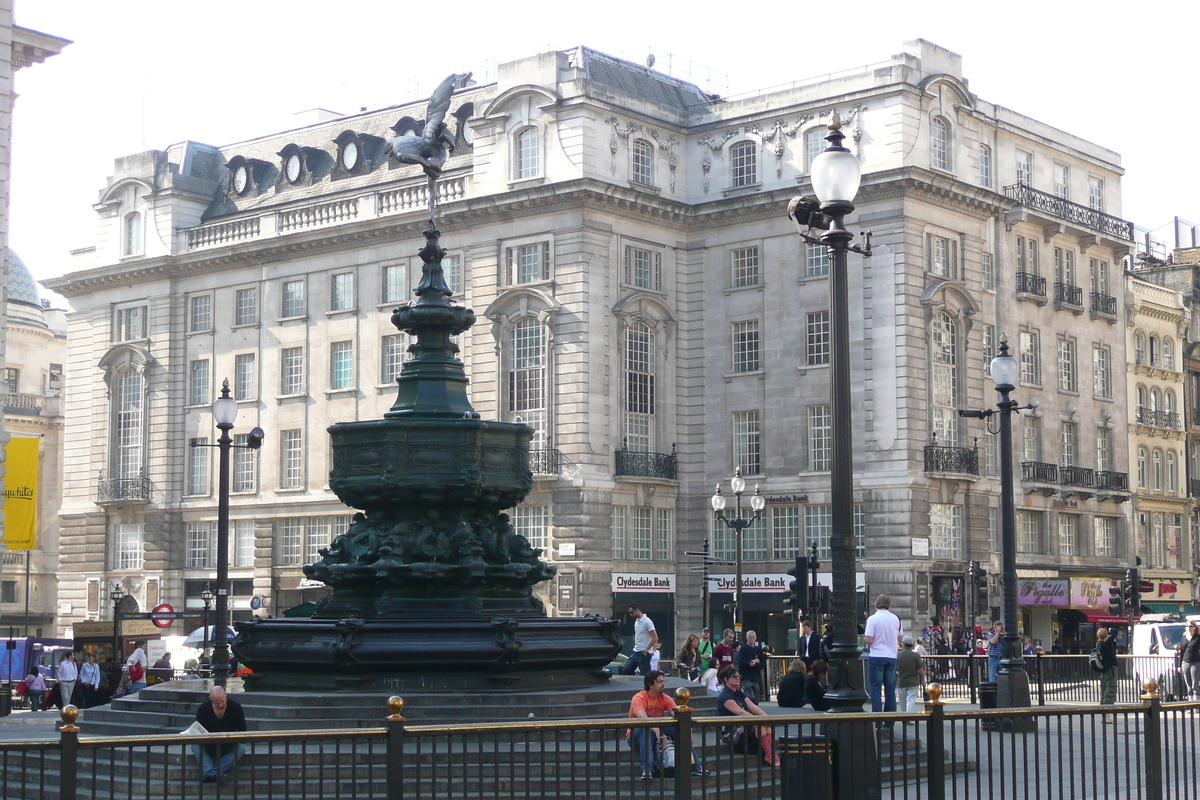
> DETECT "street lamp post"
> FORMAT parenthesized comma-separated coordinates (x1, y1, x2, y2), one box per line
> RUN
(110, 584, 124, 669)
(200, 380, 263, 687)
(201, 583, 214, 674)
(788, 111, 872, 713)
(959, 336, 1037, 716)
(711, 469, 766, 643)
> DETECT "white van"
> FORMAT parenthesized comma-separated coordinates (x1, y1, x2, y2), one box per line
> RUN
(1129, 613, 1195, 698)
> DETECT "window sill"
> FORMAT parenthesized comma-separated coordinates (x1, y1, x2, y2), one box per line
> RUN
(797, 470, 831, 477)
(187, 329, 213, 337)
(508, 176, 546, 189)
(231, 322, 260, 331)
(275, 393, 308, 404)
(276, 315, 307, 324)
(230, 491, 258, 497)
(722, 183, 762, 198)
(236, 397, 258, 405)
(930, 166, 955, 178)
(619, 283, 666, 297)
(325, 387, 358, 398)
(276, 487, 307, 494)
(1092, 395, 1114, 403)
(797, 363, 829, 372)
(1019, 383, 1043, 391)
(724, 369, 764, 379)
(376, 301, 408, 311)
(182, 493, 211, 499)
(502, 278, 555, 291)
(724, 284, 763, 296)
(797, 273, 829, 284)
(325, 308, 358, 318)
(185, 402, 211, 410)
(1056, 389, 1080, 398)
(375, 383, 398, 394)
(628, 181, 662, 195)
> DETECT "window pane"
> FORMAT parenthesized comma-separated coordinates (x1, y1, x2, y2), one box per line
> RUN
(330, 341, 354, 390)
(806, 244, 829, 277)
(383, 265, 407, 304)
(508, 320, 546, 446)
(772, 506, 802, 559)
(612, 506, 626, 560)
(516, 128, 540, 179)
(235, 287, 258, 326)
(281, 347, 304, 395)
(234, 353, 256, 400)
(514, 505, 550, 552)
(283, 280, 305, 317)
(807, 311, 829, 365)
(190, 360, 210, 406)
(233, 433, 255, 492)
(234, 519, 255, 567)
(625, 324, 655, 451)
(655, 509, 674, 561)
(306, 518, 330, 565)
(443, 255, 463, 295)
(731, 141, 757, 187)
(930, 503, 961, 559)
(116, 371, 144, 480)
(281, 429, 303, 489)
(278, 518, 303, 566)
(630, 508, 651, 560)
(733, 410, 761, 475)
(732, 321, 760, 372)
(632, 141, 654, 186)
(186, 522, 209, 568)
(188, 438, 209, 495)
(332, 273, 355, 311)
(808, 404, 831, 471)
(732, 246, 760, 288)
(382, 334, 407, 384)
(191, 295, 211, 332)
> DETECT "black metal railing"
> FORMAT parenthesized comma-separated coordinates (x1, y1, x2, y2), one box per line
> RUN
(528, 448, 563, 475)
(1090, 291, 1118, 316)
(1015, 270, 1046, 298)
(615, 448, 678, 479)
(1137, 406, 1182, 430)
(1021, 460, 1058, 483)
(1057, 465, 1094, 488)
(1097, 470, 1130, 492)
(1053, 282, 1083, 308)
(1005, 183, 1136, 241)
(924, 444, 979, 475)
(97, 471, 152, 504)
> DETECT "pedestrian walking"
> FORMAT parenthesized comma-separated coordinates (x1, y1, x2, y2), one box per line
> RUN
(896, 635, 925, 722)
(736, 630, 766, 703)
(864, 594, 902, 724)
(55, 651, 79, 709)
(1179, 621, 1200, 700)
(697, 628, 714, 672)
(620, 604, 659, 677)
(1096, 627, 1119, 722)
(675, 634, 702, 681)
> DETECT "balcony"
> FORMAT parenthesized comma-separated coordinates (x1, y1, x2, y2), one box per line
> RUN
(528, 448, 578, 477)
(615, 447, 678, 480)
(1136, 406, 1182, 431)
(97, 471, 152, 505)
(1004, 183, 1135, 242)
(1021, 461, 1058, 496)
(1053, 282, 1083, 313)
(924, 443, 979, 476)
(4, 392, 43, 416)
(1090, 291, 1118, 321)
(1058, 465, 1095, 499)
(1015, 271, 1047, 304)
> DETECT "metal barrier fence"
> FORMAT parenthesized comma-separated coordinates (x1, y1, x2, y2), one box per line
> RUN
(2, 687, 1197, 800)
(767, 652, 1185, 706)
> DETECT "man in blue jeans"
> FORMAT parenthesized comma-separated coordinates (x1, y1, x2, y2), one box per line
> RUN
(863, 594, 902, 725)
(986, 622, 1004, 683)
(620, 604, 659, 676)
(191, 686, 247, 783)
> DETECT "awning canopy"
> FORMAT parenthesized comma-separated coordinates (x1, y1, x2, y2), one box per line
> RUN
(1080, 611, 1140, 624)
(1144, 602, 1200, 615)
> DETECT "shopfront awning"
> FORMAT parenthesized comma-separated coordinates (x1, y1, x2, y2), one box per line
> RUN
(1144, 603, 1200, 616)
(1080, 611, 1140, 624)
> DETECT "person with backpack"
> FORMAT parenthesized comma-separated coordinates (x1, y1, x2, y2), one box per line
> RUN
(1095, 627, 1119, 722)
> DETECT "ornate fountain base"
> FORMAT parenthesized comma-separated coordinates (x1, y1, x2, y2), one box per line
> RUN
(234, 609, 621, 692)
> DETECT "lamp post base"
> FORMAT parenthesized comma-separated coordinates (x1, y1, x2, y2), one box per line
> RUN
(995, 669, 1036, 732)
(824, 652, 869, 712)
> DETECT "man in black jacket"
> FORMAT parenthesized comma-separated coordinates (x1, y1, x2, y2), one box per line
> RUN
(191, 686, 248, 783)
(800, 622, 823, 668)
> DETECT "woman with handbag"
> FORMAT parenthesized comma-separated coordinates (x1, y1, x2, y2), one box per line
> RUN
(24, 670, 46, 712)
(675, 635, 702, 681)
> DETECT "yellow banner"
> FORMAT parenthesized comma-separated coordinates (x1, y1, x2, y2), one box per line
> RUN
(3, 436, 38, 550)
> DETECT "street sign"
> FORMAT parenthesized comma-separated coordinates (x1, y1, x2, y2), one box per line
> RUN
(150, 604, 177, 629)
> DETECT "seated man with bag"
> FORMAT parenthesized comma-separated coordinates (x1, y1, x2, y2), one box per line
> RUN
(190, 686, 248, 783)
(625, 670, 710, 780)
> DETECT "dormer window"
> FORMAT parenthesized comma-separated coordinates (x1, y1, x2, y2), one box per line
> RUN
(276, 144, 328, 188)
(225, 155, 272, 198)
(123, 212, 142, 257)
(332, 130, 385, 178)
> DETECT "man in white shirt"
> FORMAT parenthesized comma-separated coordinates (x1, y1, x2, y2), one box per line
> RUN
(55, 651, 79, 709)
(125, 641, 149, 694)
(79, 652, 102, 708)
(863, 594, 902, 720)
(620, 604, 659, 676)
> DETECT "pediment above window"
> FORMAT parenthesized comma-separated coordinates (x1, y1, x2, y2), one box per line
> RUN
(920, 279, 978, 317)
(484, 287, 563, 345)
(919, 74, 975, 111)
(481, 84, 558, 121)
(98, 343, 153, 387)
(613, 291, 675, 329)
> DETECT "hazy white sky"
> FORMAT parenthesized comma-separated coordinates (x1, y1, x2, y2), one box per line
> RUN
(10, 0, 1198, 295)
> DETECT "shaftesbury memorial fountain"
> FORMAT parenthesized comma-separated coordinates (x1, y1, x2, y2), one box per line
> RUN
(234, 75, 621, 691)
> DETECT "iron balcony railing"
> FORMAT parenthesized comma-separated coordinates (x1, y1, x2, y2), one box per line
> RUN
(1005, 183, 1136, 241)
(1097, 470, 1130, 492)
(1053, 282, 1083, 308)
(1015, 271, 1046, 298)
(614, 448, 678, 479)
(1021, 460, 1058, 483)
(1136, 406, 1182, 430)
(1058, 465, 1094, 488)
(528, 448, 564, 475)
(924, 444, 979, 475)
(97, 470, 152, 504)
(1090, 291, 1118, 316)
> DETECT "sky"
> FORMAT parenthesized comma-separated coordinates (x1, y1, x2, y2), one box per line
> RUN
(9, 0, 1199, 301)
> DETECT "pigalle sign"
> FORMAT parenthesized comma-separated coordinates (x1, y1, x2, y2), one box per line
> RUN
(1017, 579, 1068, 606)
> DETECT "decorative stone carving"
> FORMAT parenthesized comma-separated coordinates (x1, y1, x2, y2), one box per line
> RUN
(604, 116, 642, 176)
(762, 117, 809, 177)
(702, 154, 712, 194)
(698, 130, 738, 152)
(648, 128, 679, 192)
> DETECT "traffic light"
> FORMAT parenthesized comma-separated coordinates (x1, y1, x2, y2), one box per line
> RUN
(970, 561, 988, 612)
(1108, 580, 1125, 615)
(785, 556, 808, 612)
(1125, 568, 1140, 613)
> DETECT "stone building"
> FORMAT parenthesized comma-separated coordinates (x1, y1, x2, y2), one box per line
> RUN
(47, 40, 1137, 652)
(0, 251, 65, 635)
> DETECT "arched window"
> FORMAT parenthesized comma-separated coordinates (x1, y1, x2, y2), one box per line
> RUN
(632, 140, 654, 186)
(514, 127, 541, 180)
(805, 128, 825, 171)
(1137, 447, 1147, 489)
(507, 318, 547, 447)
(1137, 385, 1147, 411)
(730, 141, 758, 188)
(931, 312, 959, 447)
(1149, 335, 1159, 366)
(123, 212, 142, 256)
(1135, 333, 1146, 363)
(625, 323, 656, 452)
(1151, 388, 1161, 413)
(114, 369, 144, 480)
(1167, 451, 1178, 494)
(1166, 390, 1177, 416)
(931, 117, 950, 171)
(1152, 449, 1163, 491)
(978, 144, 992, 188)
(1163, 338, 1174, 370)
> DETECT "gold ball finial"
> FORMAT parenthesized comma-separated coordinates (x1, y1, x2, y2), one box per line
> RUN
(998, 333, 1008, 345)
(61, 704, 79, 728)
(387, 696, 404, 720)
(828, 110, 842, 131)
(676, 689, 691, 707)
(1142, 678, 1160, 699)
(926, 683, 943, 704)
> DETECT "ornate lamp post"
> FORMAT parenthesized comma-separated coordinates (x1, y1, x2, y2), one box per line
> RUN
(788, 111, 872, 712)
(110, 583, 124, 668)
(711, 468, 766, 642)
(959, 336, 1038, 715)
(201, 583, 214, 673)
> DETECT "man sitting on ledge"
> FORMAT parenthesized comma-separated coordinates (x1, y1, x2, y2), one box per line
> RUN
(192, 686, 247, 783)
(625, 670, 711, 780)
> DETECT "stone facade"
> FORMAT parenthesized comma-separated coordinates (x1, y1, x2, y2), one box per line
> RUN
(47, 40, 1137, 650)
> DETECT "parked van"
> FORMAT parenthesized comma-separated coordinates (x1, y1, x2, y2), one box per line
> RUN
(1129, 613, 1197, 699)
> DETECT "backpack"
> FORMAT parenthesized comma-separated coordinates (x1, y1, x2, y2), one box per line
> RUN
(1088, 646, 1105, 673)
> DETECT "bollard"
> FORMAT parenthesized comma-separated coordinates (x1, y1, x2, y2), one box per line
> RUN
(674, 689, 692, 798)
(59, 704, 80, 800)
(386, 696, 406, 800)
(1142, 680, 1163, 800)
(924, 684, 945, 800)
